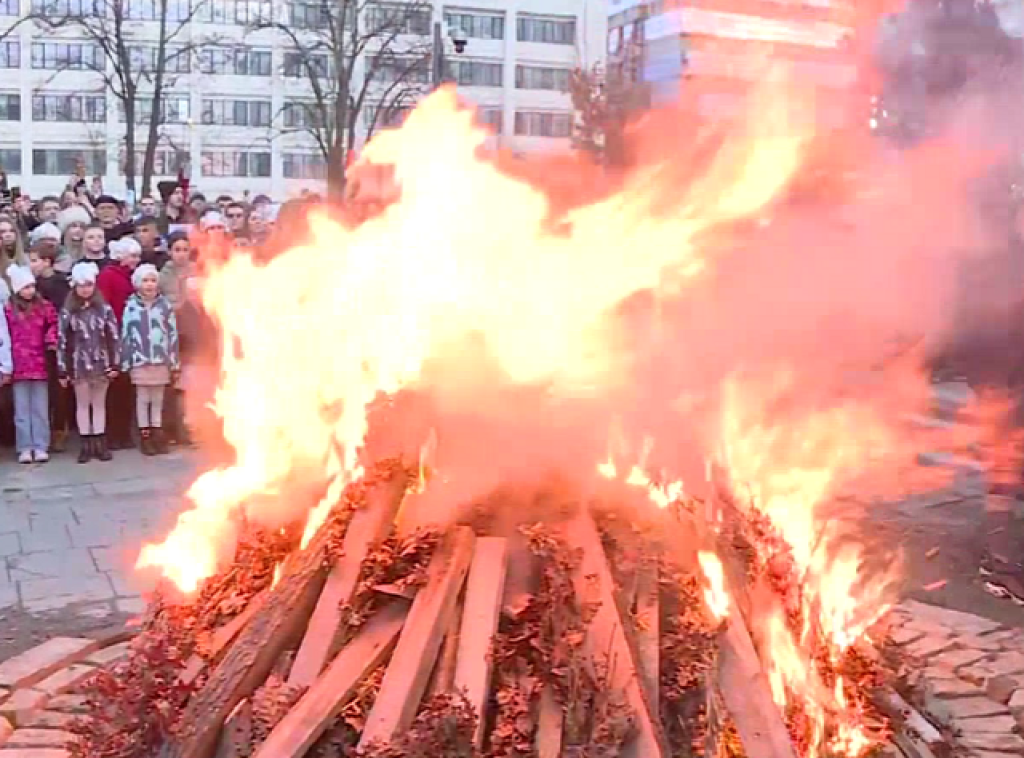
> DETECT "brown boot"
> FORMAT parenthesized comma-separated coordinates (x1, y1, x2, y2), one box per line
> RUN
(152, 427, 169, 455)
(95, 434, 112, 462)
(140, 428, 156, 456)
(52, 429, 68, 454)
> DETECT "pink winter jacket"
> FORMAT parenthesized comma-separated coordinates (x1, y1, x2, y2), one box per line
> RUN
(5, 298, 57, 381)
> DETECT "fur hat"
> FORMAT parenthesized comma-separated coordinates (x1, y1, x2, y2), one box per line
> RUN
(94, 194, 119, 209)
(28, 222, 61, 245)
(56, 205, 91, 234)
(109, 237, 141, 260)
(70, 261, 99, 287)
(131, 263, 159, 289)
(7, 264, 34, 294)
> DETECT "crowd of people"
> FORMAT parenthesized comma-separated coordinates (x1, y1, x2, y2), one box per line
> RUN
(0, 174, 316, 464)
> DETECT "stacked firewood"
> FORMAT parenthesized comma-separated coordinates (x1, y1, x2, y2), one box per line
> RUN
(60, 459, 882, 758)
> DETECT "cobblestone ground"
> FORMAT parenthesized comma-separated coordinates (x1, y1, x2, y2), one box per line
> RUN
(0, 448, 200, 658)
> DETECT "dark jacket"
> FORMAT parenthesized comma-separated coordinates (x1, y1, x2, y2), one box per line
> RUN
(36, 272, 70, 312)
(57, 299, 120, 381)
(102, 220, 136, 244)
(142, 246, 169, 270)
(81, 253, 113, 271)
(96, 264, 134, 325)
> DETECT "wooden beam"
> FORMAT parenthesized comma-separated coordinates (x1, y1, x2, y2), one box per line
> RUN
(427, 602, 462, 698)
(536, 686, 563, 758)
(357, 527, 476, 749)
(180, 590, 271, 687)
(563, 508, 666, 758)
(288, 475, 408, 687)
(634, 564, 660, 715)
(452, 537, 508, 748)
(214, 699, 251, 758)
(250, 601, 409, 758)
(167, 510, 340, 758)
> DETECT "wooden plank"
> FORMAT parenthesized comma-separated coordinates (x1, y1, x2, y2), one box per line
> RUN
(357, 527, 476, 749)
(167, 509, 341, 758)
(635, 565, 660, 715)
(452, 537, 508, 748)
(288, 475, 408, 687)
(427, 602, 461, 698)
(563, 509, 666, 758)
(180, 590, 271, 687)
(251, 601, 409, 758)
(717, 613, 800, 758)
(536, 686, 564, 758)
(214, 699, 251, 758)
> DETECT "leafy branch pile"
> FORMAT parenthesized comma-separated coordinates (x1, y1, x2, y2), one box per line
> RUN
(487, 523, 632, 758)
(362, 693, 478, 758)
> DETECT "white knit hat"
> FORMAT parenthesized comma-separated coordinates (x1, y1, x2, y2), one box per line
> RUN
(200, 211, 225, 231)
(131, 263, 159, 289)
(109, 237, 141, 260)
(56, 205, 91, 234)
(7, 264, 35, 294)
(28, 222, 61, 245)
(70, 261, 99, 287)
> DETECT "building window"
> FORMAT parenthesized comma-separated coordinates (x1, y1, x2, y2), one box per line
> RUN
(124, 0, 190, 21)
(196, 0, 274, 25)
(128, 150, 187, 176)
(443, 10, 504, 40)
(282, 153, 325, 180)
(31, 42, 103, 70)
(128, 45, 191, 74)
(119, 96, 191, 124)
(32, 94, 106, 122)
(288, 0, 334, 29)
(0, 94, 19, 121)
(33, 149, 106, 176)
(365, 2, 431, 35)
(200, 150, 271, 177)
(282, 51, 331, 78)
(0, 41, 17, 68)
(515, 13, 576, 45)
(0, 149, 21, 174)
(198, 47, 272, 76)
(515, 65, 570, 91)
(368, 55, 430, 84)
(30, 0, 96, 13)
(513, 110, 571, 138)
(200, 99, 272, 127)
(0, 0, 19, 15)
(476, 106, 502, 133)
(281, 101, 323, 129)
(448, 59, 502, 87)
(363, 103, 412, 129)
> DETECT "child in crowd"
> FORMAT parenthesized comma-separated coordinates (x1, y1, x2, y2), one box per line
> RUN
(82, 224, 112, 270)
(29, 246, 71, 452)
(27, 223, 66, 273)
(121, 263, 178, 456)
(97, 238, 141, 449)
(4, 264, 57, 463)
(158, 231, 194, 445)
(57, 205, 92, 274)
(58, 262, 120, 463)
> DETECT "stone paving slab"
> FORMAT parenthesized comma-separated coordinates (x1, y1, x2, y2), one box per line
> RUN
(888, 599, 1024, 756)
(0, 451, 198, 618)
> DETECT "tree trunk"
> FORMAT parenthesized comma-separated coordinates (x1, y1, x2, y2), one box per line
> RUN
(124, 97, 137, 194)
(142, 0, 171, 197)
(326, 141, 348, 202)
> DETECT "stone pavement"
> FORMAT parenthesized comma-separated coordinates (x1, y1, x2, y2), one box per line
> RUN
(0, 450, 200, 616)
(889, 599, 1024, 755)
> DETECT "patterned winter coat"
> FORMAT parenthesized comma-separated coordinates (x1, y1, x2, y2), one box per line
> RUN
(57, 299, 121, 381)
(4, 298, 57, 381)
(120, 294, 179, 373)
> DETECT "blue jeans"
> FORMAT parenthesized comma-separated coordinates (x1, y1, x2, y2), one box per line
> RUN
(13, 380, 49, 454)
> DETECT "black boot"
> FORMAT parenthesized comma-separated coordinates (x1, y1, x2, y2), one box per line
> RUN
(95, 434, 112, 462)
(77, 435, 93, 464)
(140, 428, 156, 456)
(153, 427, 169, 455)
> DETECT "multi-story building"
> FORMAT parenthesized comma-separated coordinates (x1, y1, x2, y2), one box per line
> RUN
(606, 0, 865, 127)
(0, 0, 605, 197)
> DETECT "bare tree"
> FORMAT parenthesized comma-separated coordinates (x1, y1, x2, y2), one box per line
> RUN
(253, 0, 433, 197)
(33, 0, 209, 194)
(570, 64, 648, 168)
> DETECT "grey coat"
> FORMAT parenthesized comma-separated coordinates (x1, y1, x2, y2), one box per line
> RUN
(57, 300, 121, 381)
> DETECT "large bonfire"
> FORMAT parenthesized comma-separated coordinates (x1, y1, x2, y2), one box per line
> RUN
(76, 52, 1018, 758)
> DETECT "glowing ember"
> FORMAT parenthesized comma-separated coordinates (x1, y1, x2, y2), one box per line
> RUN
(697, 551, 730, 620)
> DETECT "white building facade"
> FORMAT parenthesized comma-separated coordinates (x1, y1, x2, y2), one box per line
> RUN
(0, 0, 605, 198)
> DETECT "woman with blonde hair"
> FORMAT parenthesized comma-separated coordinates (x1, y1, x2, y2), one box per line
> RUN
(56, 205, 90, 274)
